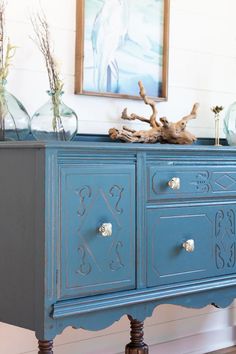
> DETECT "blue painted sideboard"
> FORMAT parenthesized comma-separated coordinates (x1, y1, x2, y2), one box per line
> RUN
(0, 135, 236, 353)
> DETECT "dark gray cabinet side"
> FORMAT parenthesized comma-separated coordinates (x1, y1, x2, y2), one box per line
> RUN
(0, 147, 45, 330)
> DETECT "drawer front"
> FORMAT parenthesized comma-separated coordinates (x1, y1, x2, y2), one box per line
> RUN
(59, 165, 135, 299)
(147, 204, 236, 287)
(148, 165, 236, 201)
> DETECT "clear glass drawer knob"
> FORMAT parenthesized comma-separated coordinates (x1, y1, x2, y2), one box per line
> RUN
(182, 239, 195, 253)
(168, 177, 180, 190)
(98, 223, 112, 237)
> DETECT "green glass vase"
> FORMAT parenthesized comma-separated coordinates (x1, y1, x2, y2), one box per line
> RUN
(224, 102, 236, 145)
(31, 91, 78, 141)
(0, 82, 30, 141)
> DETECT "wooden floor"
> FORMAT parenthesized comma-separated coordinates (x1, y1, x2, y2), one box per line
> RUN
(208, 347, 236, 353)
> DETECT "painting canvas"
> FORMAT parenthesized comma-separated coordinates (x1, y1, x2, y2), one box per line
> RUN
(75, 0, 169, 100)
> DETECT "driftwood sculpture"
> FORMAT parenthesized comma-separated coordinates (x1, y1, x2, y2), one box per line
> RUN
(109, 81, 199, 145)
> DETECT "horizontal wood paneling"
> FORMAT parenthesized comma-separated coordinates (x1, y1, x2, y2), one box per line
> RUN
(5, 0, 236, 139)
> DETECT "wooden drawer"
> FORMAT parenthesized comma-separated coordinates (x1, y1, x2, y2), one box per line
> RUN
(148, 165, 236, 201)
(58, 164, 136, 300)
(147, 204, 236, 287)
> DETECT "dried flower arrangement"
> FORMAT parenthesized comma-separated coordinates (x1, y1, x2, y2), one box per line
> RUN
(0, 2, 16, 83)
(211, 105, 224, 146)
(31, 11, 64, 133)
(30, 11, 78, 141)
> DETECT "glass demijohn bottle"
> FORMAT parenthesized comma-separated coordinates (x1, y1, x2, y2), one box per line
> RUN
(0, 80, 30, 141)
(31, 90, 78, 141)
(224, 102, 236, 145)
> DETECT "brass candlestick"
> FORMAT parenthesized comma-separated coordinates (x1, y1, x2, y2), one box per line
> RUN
(211, 106, 224, 146)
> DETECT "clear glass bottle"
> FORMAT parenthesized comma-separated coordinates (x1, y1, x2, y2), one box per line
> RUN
(0, 81, 30, 141)
(224, 102, 236, 146)
(31, 91, 78, 141)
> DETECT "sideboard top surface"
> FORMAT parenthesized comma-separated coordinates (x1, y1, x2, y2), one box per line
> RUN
(0, 135, 234, 155)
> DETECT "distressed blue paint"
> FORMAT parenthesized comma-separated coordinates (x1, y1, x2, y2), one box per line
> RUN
(59, 165, 136, 299)
(147, 204, 236, 287)
(148, 165, 236, 201)
(1, 135, 236, 344)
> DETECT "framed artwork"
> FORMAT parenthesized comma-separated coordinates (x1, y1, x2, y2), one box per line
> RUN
(75, 0, 170, 101)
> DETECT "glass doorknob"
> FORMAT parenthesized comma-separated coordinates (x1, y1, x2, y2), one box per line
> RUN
(168, 177, 180, 190)
(182, 239, 195, 253)
(98, 223, 112, 237)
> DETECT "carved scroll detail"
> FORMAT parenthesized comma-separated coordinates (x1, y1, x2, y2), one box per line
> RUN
(190, 172, 210, 192)
(215, 244, 225, 269)
(227, 209, 235, 235)
(109, 185, 124, 214)
(76, 186, 92, 216)
(110, 241, 124, 271)
(228, 243, 236, 268)
(76, 246, 92, 276)
(215, 209, 236, 269)
(215, 210, 224, 237)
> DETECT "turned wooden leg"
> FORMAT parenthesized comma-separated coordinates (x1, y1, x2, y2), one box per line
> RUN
(125, 315, 149, 354)
(38, 340, 53, 354)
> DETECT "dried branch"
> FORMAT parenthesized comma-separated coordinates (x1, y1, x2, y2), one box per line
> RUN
(175, 103, 199, 131)
(0, 1, 16, 82)
(0, 1, 5, 70)
(109, 81, 199, 145)
(121, 108, 151, 124)
(138, 81, 160, 128)
(121, 81, 161, 128)
(30, 11, 63, 95)
(31, 10, 64, 133)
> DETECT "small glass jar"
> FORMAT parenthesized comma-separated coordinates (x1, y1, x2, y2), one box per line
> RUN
(31, 91, 78, 141)
(0, 81, 30, 141)
(224, 102, 236, 146)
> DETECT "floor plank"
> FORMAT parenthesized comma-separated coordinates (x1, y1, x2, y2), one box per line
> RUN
(208, 347, 236, 354)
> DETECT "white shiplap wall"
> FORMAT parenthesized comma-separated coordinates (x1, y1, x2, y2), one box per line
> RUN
(1, 0, 236, 353)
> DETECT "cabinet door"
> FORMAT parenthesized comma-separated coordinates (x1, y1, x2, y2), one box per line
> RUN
(59, 165, 135, 299)
(147, 205, 236, 287)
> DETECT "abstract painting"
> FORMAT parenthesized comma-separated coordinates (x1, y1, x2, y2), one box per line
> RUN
(75, 0, 169, 100)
